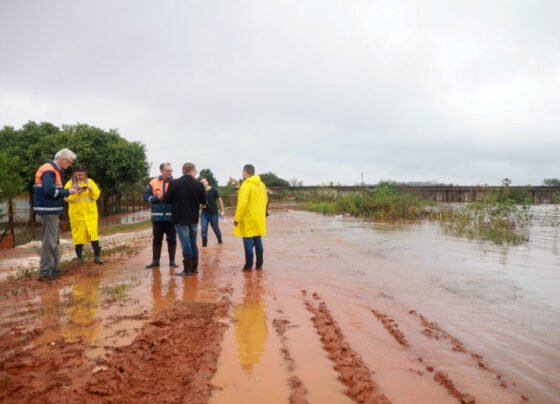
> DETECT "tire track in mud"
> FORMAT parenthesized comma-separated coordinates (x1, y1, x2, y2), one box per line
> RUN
(370, 309, 409, 348)
(272, 317, 309, 404)
(408, 309, 530, 402)
(302, 290, 391, 404)
(370, 307, 477, 403)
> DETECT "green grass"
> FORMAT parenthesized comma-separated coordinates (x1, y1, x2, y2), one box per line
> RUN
(99, 220, 151, 235)
(304, 183, 533, 245)
(305, 184, 431, 221)
(100, 277, 141, 303)
(7, 268, 37, 282)
(435, 198, 532, 245)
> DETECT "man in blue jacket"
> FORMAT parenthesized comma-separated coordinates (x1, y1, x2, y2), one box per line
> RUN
(33, 149, 81, 280)
(144, 162, 177, 268)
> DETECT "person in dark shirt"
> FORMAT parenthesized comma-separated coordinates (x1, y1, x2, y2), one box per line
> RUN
(200, 177, 225, 247)
(163, 162, 206, 276)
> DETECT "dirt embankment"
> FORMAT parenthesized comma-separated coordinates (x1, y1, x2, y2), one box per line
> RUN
(0, 298, 230, 403)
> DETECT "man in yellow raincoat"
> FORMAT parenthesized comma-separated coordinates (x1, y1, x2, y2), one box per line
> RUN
(64, 166, 103, 264)
(234, 164, 268, 271)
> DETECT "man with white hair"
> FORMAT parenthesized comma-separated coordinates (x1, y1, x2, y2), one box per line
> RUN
(33, 148, 82, 280)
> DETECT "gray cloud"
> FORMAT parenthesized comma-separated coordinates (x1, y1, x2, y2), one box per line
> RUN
(1, 0, 559, 185)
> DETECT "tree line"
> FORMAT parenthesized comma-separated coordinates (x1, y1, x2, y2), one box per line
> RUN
(0, 121, 149, 219)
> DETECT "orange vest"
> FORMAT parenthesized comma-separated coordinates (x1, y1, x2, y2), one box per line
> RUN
(35, 163, 62, 186)
(149, 177, 169, 196)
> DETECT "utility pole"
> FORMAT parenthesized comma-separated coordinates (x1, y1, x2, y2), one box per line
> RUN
(361, 172, 364, 186)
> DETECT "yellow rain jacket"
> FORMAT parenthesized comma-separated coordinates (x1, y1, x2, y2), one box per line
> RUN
(64, 178, 101, 245)
(234, 175, 268, 238)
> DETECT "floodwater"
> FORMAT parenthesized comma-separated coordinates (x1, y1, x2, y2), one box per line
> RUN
(1, 206, 559, 403)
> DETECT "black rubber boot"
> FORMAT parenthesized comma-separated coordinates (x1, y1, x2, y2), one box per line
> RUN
(192, 256, 199, 274)
(146, 242, 162, 268)
(92, 241, 104, 264)
(75, 244, 84, 264)
(217, 235, 223, 244)
(175, 259, 193, 276)
(202, 238, 208, 247)
(168, 242, 178, 267)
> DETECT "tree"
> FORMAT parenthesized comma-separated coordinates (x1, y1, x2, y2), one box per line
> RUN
(58, 124, 149, 215)
(289, 178, 304, 187)
(0, 152, 24, 247)
(258, 172, 290, 187)
(0, 121, 149, 217)
(543, 178, 560, 187)
(199, 168, 218, 187)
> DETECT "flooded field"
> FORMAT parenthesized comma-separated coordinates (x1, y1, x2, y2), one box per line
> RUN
(0, 206, 558, 403)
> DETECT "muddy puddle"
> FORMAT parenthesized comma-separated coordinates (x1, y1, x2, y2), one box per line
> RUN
(1, 207, 559, 403)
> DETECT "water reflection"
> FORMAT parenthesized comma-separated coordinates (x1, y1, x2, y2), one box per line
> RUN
(235, 272, 267, 373)
(151, 268, 177, 313)
(33, 286, 63, 346)
(183, 274, 199, 302)
(63, 278, 101, 343)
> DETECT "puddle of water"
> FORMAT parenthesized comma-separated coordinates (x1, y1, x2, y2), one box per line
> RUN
(210, 271, 290, 404)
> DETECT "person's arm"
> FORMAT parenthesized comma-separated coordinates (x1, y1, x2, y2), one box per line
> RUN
(89, 179, 101, 201)
(64, 180, 78, 202)
(144, 183, 159, 204)
(42, 171, 70, 199)
(265, 187, 269, 217)
(234, 184, 249, 226)
(215, 189, 225, 215)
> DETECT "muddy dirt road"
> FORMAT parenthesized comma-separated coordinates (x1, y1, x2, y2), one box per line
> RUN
(1, 208, 558, 403)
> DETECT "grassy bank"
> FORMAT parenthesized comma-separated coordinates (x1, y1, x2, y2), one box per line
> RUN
(306, 184, 430, 221)
(99, 220, 151, 235)
(304, 183, 533, 245)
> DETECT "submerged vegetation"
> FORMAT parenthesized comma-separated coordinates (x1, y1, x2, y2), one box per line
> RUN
(100, 278, 141, 302)
(436, 200, 531, 246)
(306, 184, 430, 221)
(304, 181, 534, 245)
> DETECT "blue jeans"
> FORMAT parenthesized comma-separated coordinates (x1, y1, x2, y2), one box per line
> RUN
(243, 236, 263, 268)
(201, 212, 222, 240)
(175, 224, 198, 261)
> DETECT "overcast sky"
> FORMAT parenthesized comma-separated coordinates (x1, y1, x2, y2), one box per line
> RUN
(1, 0, 558, 185)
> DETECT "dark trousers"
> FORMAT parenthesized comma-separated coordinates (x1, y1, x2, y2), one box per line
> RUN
(243, 236, 263, 268)
(152, 220, 177, 262)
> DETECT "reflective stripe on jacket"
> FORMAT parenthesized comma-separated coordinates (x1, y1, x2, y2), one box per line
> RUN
(144, 176, 173, 222)
(33, 161, 69, 215)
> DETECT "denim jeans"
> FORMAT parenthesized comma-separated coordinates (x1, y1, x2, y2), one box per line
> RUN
(175, 224, 198, 261)
(243, 236, 263, 268)
(200, 212, 222, 240)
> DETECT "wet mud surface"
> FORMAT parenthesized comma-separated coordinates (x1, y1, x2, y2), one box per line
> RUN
(1, 207, 558, 403)
(1, 299, 229, 403)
